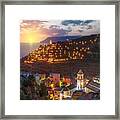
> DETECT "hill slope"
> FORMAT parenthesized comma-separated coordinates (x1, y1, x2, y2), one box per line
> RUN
(21, 34, 100, 77)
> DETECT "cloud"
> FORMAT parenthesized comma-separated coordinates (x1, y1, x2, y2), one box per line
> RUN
(78, 29, 84, 33)
(20, 20, 48, 30)
(48, 26, 69, 36)
(61, 20, 96, 26)
(61, 20, 83, 26)
(22, 20, 48, 24)
(49, 25, 60, 29)
(83, 20, 95, 24)
(77, 20, 99, 33)
(20, 20, 100, 43)
(77, 21, 100, 35)
(48, 25, 73, 36)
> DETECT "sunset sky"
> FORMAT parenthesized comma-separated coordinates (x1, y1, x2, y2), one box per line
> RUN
(20, 20, 100, 43)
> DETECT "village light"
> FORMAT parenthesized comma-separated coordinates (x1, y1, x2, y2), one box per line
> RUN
(59, 81, 62, 87)
(50, 83, 54, 88)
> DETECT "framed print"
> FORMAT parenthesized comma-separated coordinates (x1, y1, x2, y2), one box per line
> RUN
(0, 0, 119, 119)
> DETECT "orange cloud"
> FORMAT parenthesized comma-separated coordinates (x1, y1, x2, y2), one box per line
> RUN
(20, 21, 49, 43)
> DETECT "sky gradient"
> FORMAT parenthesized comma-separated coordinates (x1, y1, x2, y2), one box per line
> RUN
(20, 20, 100, 43)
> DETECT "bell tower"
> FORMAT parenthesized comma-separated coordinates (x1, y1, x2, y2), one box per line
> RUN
(50, 40, 52, 44)
(76, 69, 84, 90)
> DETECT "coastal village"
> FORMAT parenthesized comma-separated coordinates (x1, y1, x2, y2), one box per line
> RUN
(20, 34, 100, 100)
(20, 69, 100, 100)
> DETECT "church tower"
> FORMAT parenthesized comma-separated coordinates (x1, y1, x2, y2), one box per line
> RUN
(50, 40, 52, 44)
(76, 69, 84, 90)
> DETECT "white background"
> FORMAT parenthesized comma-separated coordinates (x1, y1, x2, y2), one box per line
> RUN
(5, 5, 115, 115)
